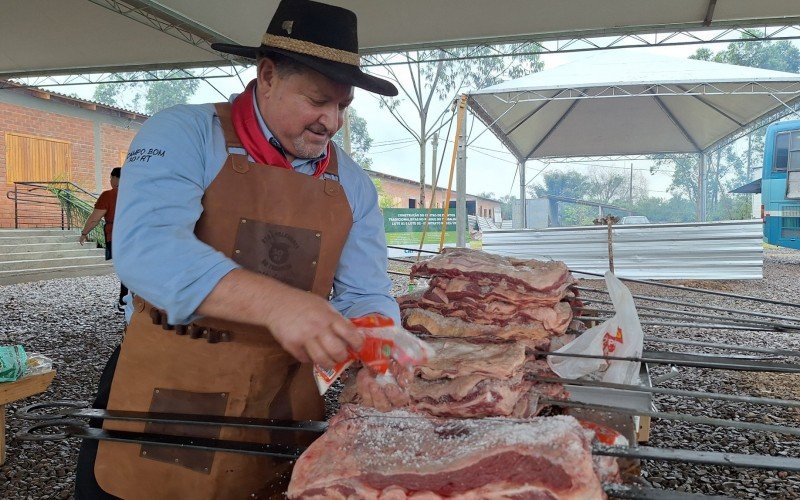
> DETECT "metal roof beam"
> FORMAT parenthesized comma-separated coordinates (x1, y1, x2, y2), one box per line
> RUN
(5, 65, 248, 88)
(86, 0, 242, 62)
(362, 23, 800, 66)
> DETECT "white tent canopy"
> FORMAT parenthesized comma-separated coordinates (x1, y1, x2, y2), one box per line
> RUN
(468, 51, 800, 161)
(2, 0, 800, 78)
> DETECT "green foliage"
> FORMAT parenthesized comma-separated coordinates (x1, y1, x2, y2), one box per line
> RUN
(92, 73, 199, 115)
(45, 182, 106, 247)
(333, 108, 373, 169)
(371, 178, 395, 209)
(690, 38, 800, 73)
(497, 194, 516, 220)
(528, 170, 589, 199)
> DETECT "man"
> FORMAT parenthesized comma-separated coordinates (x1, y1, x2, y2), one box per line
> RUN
(75, 1, 406, 498)
(79, 167, 128, 311)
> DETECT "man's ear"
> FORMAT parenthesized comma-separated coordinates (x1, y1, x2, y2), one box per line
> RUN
(257, 58, 278, 97)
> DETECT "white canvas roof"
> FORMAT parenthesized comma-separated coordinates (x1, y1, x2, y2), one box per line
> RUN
(468, 51, 800, 160)
(2, 0, 800, 78)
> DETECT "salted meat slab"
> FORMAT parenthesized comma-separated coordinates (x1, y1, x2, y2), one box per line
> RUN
(287, 405, 607, 499)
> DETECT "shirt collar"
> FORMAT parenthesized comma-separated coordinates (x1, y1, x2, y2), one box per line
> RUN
(250, 87, 327, 170)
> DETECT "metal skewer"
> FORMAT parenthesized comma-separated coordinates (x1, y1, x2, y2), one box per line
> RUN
(529, 375, 800, 409)
(574, 316, 789, 332)
(576, 299, 800, 332)
(571, 269, 800, 310)
(576, 286, 800, 324)
(539, 397, 800, 437)
(644, 336, 800, 358)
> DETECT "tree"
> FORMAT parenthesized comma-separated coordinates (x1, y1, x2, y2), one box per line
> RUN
(528, 170, 590, 199)
(587, 170, 628, 204)
(497, 194, 516, 220)
(92, 73, 199, 115)
(690, 38, 800, 73)
(365, 46, 543, 208)
(333, 108, 373, 169)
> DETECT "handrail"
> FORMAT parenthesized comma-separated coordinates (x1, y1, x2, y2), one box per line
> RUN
(8, 181, 105, 247)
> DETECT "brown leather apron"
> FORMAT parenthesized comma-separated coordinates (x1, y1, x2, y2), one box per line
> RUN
(94, 103, 353, 499)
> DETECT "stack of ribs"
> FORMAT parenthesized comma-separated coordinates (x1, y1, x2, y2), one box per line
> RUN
(287, 405, 615, 499)
(341, 337, 568, 418)
(399, 248, 576, 351)
(343, 248, 575, 418)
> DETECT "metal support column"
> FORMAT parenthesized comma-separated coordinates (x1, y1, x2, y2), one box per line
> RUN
(456, 103, 468, 247)
(519, 161, 527, 229)
(698, 153, 706, 222)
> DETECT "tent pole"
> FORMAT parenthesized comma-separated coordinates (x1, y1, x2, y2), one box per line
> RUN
(519, 161, 527, 229)
(456, 95, 468, 247)
(698, 153, 706, 222)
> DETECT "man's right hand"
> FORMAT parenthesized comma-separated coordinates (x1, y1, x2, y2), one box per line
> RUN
(263, 286, 364, 368)
(197, 269, 364, 369)
(78, 234, 88, 245)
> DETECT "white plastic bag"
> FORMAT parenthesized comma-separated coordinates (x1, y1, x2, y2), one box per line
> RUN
(548, 272, 643, 384)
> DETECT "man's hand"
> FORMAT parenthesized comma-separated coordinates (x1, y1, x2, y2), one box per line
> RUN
(78, 234, 88, 245)
(263, 286, 364, 368)
(355, 362, 411, 412)
(197, 269, 364, 369)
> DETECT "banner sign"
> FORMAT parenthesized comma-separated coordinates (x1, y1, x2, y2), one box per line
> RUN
(383, 208, 456, 246)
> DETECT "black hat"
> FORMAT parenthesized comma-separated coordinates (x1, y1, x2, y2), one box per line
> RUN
(211, 0, 398, 96)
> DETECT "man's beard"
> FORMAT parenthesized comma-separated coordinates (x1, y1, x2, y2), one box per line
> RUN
(291, 136, 328, 159)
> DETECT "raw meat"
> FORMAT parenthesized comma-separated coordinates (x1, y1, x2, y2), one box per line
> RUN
(287, 405, 607, 499)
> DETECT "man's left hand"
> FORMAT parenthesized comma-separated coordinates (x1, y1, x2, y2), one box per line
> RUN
(355, 361, 411, 412)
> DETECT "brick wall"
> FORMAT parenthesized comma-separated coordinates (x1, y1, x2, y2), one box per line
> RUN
(370, 173, 501, 219)
(0, 99, 140, 228)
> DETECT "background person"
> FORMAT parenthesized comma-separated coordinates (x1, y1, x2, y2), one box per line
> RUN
(79, 167, 128, 311)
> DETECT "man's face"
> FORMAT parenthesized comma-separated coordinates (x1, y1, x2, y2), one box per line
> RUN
(110, 176, 120, 188)
(255, 58, 354, 161)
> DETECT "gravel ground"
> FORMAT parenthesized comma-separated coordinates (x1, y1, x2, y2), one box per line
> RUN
(1, 250, 799, 499)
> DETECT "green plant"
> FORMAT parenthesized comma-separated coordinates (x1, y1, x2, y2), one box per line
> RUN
(45, 181, 106, 247)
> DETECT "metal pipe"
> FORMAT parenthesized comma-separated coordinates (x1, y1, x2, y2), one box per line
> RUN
(541, 349, 800, 373)
(645, 336, 800, 357)
(577, 298, 800, 331)
(572, 270, 800, 310)
(576, 286, 800, 324)
(530, 375, 800, 409)
(541, 397, 800, 437)
(575, 309, 800, 332)
(574, 316, 782, 332)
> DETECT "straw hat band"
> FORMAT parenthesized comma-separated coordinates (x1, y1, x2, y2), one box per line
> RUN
(261, 34, 361, 67)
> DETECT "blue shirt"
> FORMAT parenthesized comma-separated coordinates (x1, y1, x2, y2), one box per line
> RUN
(114, 101, 399, 326)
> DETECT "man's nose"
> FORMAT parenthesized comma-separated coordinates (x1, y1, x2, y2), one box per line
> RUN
(319, 104, 340, 131)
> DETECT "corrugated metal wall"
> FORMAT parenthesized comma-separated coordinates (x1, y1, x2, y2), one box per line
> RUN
(482, 220, 764, 280)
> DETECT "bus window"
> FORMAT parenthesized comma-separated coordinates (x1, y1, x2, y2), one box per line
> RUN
(788, 132, 800, 199)
(774, 132, 790, 172)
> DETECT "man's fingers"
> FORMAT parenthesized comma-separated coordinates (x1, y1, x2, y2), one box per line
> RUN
(331, 319, 363, 351)
(304, 338, 335, 369)
(319, 334, 349, 364)
(368, 377, 392, 412)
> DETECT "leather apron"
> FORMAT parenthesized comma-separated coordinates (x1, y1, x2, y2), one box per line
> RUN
(95, 103, 353, 499)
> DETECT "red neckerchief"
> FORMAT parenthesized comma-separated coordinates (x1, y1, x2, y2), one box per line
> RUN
(230, 79, 330, 178)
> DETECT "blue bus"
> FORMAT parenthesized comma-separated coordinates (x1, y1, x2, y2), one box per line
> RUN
(761, 120, 800, 249)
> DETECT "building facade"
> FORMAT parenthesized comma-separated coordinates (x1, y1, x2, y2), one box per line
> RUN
(0, 83, 146, 228)
(368, 170, 501, 220)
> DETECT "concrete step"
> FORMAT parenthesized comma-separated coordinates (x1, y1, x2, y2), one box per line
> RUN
(0, 242, 91, 254)
(0, 255, 108, 271)
(0, 263, 115, 286)
(0, 229, 80, 237)
(0, 248, 104, 262)
(0, 234, 83, 245)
